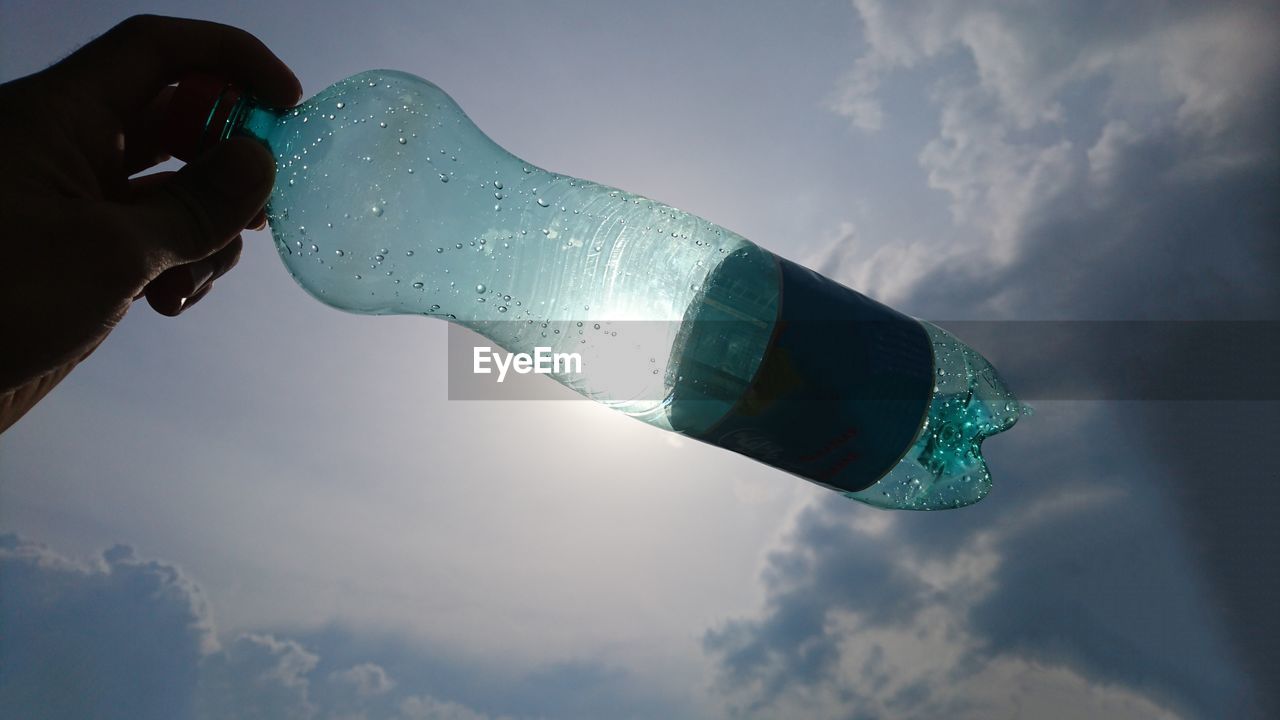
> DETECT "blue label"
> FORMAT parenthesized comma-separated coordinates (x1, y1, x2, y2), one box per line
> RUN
(694, 255, 933, 493)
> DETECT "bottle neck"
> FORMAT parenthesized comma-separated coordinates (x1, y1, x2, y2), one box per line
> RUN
(218, 95, 280, 148)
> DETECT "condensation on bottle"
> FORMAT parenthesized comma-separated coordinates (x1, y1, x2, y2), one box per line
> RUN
(164, 70, 1028, 510)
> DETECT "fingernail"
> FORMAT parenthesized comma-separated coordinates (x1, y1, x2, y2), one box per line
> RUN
(186, 263, 215, 294)
(179, 281, 214, 313)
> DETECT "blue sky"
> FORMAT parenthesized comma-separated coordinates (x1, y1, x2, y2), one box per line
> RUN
(2, 1, 1277, 718)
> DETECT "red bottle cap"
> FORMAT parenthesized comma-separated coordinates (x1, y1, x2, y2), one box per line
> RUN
(160, 73, 243, 163)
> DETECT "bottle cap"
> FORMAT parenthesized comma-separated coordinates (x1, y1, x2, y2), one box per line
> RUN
(160, 73, 242, 163)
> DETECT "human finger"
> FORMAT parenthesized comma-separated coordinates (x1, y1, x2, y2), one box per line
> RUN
(124, 137, 271, 269)
(53, 14, 301, 118)
(143, 234, 243, 316)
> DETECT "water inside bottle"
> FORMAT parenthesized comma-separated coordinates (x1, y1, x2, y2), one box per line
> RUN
(238, 69, 1027, 509)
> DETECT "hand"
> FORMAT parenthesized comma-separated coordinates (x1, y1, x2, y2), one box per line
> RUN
(0, 15, 300, 432)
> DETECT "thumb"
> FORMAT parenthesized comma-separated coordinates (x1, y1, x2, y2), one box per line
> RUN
(129, 137, 274, 268)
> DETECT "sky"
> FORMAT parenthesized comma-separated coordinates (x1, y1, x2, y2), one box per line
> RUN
(1, 1, 1277, 718)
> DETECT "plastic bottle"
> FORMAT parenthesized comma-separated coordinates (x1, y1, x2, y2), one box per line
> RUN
(163, 70, 1026, 510)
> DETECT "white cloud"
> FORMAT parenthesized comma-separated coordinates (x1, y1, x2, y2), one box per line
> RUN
(331, 662, 396, 697)
(817, 0, 1280, 321)
(704, 464, 1204, 718)
(0, 535, 511, 720)
(0, 534, 214, 718)
(397, 694, 511, 720)
(195, 634, 320, 720)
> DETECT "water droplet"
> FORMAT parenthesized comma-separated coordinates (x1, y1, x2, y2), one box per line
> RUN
(439, 174, 449, 183)
(436, 247, 444, 253)
(407, 168, 414, 174)
(536, 198, 549, 207)
(406, 250, 415, 256)
(379, 121, 387, 128)
(493, 180, 503, 189)
(412, 282, 424, 289)
(371, 205, 384, 217)
(335, 249, 345, 257)
(335, 101, 345, 109)
(503, 294, 511, 301)
(498, 306, 508, 313)
(309, 244, 319, 253)
(593, 323, 601, 330)
(398, 137, 407, 144)
(374, 254, 385, 262)
(522, 166, 532, 173)
(475, 284, 487, 294)
(455, 243, 463, 249)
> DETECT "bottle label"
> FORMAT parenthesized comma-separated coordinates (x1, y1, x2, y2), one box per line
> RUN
(693, 255, 933, 493)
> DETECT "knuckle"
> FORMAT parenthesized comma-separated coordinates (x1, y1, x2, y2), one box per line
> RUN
(115, 14, 162, 38)
(158, 180, 219, 261)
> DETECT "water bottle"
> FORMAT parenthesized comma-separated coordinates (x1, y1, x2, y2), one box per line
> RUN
(162, 70, 1026, 510)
